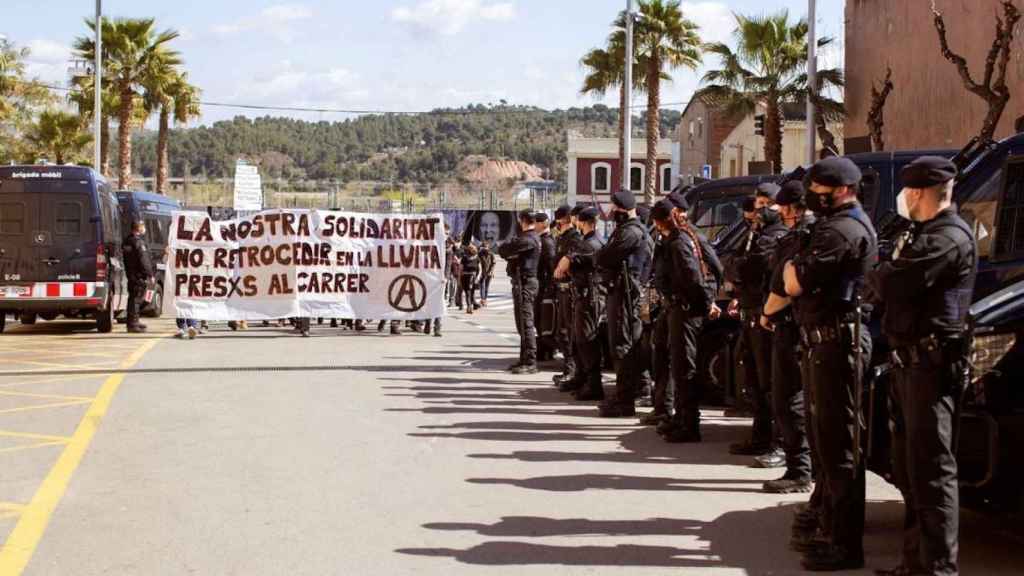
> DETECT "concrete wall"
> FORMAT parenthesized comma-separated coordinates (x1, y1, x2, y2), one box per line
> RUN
(845, 0, 1024, 150)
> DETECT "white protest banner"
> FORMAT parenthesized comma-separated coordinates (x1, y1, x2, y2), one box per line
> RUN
(164, 209, 446, 321)
(233, 162, 263, 211)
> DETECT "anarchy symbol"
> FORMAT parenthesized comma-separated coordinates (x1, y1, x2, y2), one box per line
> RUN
(388, 275, 427, 312)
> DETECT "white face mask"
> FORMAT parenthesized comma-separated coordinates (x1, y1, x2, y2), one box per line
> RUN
(896, 189, 912, 220)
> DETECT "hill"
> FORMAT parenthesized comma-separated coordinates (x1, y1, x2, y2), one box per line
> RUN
(131, 104, 682, 187)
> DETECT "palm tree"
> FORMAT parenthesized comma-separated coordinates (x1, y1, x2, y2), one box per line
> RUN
(68, 74, 119, 175)
(26, 109, 92, 164)
(75, 17, 180, 189)
(144, 70, 201, 193)
(619, 0, 701, 205)
(700, 11, 845, 172)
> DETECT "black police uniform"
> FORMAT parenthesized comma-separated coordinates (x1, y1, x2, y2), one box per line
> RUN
(122, 231, 154, 330)
(596, 213, 650, 415)
(867, 160, 976, 576)
(536, 228, 557, 361)
(554, 223, 583, 384)
(568, 222, 606, 399)
(793, 197, 877, 569)
(648, 233, 674, 419)
(728, 210, 790, 453)
(499, 228, 541, 370)
(766, 211, 817, 490)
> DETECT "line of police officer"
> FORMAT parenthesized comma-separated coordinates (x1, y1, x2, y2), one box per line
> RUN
(497, 154, 975, 575)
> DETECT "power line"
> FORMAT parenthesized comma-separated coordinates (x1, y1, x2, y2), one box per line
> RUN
(5, 77, 691, 116)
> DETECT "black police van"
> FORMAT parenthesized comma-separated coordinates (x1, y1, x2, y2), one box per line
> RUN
(116, 190, 180, 318)
(0, 165, 128, 333)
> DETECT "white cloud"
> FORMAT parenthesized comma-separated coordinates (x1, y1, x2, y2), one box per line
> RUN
(212, 3, 313, 43)
(230, 61, 368, 111)
(681, 2, 735, 46)
(392, 0, 516, 36)
(22, 39, 73, 84)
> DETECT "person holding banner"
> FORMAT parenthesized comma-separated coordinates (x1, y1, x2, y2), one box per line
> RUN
(499, 209, 541, 375)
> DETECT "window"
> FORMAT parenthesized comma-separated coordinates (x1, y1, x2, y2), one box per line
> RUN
(55, 202, 82, 235)
(591, 162, 611, 194)
(146, 217, 167, 246)
(630, 164, 644, 192)
(0, 203, 25, 235)
(661, 165, 673, 193)
(992, 158, 1024, 259)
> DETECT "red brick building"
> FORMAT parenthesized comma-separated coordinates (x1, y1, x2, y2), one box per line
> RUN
(566, 136, 672, 208)
(844, 0, 1024, 151)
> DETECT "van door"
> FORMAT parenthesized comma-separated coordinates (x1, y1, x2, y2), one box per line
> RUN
(36, 189, 96, 283)
(0, 194, 41, 287)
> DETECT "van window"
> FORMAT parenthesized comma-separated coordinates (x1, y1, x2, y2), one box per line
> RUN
(960, 166, 1004, 259)
(0, 202, 25, 235)
(146, 217, 167, 246)
(55, 202, 82, 235)
(992, 159, 1024, 259)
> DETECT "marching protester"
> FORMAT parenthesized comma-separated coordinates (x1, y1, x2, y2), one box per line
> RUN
(867, 157, 976, 576)
(499, 209, 541, 375)
(478, 240, 495, 307)
(460, 244, 481, 314)
(123, 220, 154, 334)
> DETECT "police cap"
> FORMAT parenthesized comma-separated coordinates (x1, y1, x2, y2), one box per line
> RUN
(667, 192, 690, 212)
(534, 212, 549, 223)
(900, 156, 958, 188)
(636, 203, 651, 223)
(570, 204, 586, 217)
(554, 205, 572, 220)
(577, 206, 599, 223)
(755, 182, 780, 200)
(650, 199, 674, 222)
(611, 188, 637, 210)
(518, 209, 536, 224)
(808, 156, 862, 187)
(742, 196, 757, 213)
(775, 180, 805, 206)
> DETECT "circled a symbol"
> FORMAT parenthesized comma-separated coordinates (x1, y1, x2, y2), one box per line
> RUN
(388, 275, 427, 312)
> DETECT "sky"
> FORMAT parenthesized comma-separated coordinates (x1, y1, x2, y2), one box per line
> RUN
(3, 0, 845, 126)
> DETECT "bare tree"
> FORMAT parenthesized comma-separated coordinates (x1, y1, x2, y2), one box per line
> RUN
(867, 67, 894, 151)
(932, 0, 1021, 143)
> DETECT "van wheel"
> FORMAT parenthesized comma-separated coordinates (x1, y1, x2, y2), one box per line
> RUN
(20, 312, 36, 325)
(145, 284, 163, 319)
(39, 312, 58, 321)
(0, 312, 6, 333)
(94, 301, 114, 333)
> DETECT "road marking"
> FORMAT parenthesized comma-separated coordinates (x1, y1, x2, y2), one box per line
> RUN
(0, 336, 161, 576)
(0, 373, 104, 390)
(0, 431, 72, 443)
(0, 390, 95, 402)
(0, 400, 93, 415)
(0, 441, 66, 455)
(0, 504, 25, 521)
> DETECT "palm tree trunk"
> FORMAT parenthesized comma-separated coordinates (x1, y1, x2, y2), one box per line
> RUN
(764, 97, 783, 173)
(117, 84, 134, 189)
(618, 82, 626, 187)
(644, 55, 660, 206)
(100, 116, 110, 177)
(156, 106, 169, 194)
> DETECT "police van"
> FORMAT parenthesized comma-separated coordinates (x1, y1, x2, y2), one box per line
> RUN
(0, 165, 128, 333)
(116, 190, 180, 318)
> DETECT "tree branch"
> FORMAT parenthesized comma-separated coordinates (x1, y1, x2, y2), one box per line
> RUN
(932, 0, 983, 94)
(993, 1, 1021, 92)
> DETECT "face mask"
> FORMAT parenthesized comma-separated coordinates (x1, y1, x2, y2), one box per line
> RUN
(896, 189, 912, 220)
(805, 189, 835, 215)
(758, 207, 781, 227)
(613, 211, 630, 224)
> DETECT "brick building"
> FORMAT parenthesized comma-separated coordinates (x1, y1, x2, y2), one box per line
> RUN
(844, 0, 1024, 152)
(675, 98, 742, 180)
(566, 135, 672, 208)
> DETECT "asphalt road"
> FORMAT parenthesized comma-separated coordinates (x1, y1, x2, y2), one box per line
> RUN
(0, 274, 1021, 575)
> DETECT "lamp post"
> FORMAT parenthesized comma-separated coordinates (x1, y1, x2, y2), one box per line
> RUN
(622, 0, 634, 190)
(807, 0, 817, 165)
(94, 0, 102, 173)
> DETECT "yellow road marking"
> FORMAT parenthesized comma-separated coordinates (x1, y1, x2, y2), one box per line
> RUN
(0, 400, 92, 415)
(0, 336, 161, 575)
(0, 441, 66, 455)
(3, 360, 116, 372)
(0, 391, 95, 402)
(0, 373, 109, 391)
(0, 504, 25, 521)
(0, 431, 71, 443)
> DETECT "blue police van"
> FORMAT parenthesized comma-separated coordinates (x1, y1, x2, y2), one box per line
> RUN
(0, 165, 128, 332)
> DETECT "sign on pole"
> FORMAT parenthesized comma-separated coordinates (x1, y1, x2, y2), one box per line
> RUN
(701, 164, 712, 179)
(233, 161, 263, 211)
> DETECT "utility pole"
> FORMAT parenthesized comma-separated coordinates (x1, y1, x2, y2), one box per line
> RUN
(807, 0, 817, 165)
(93, 0, 102, 173)
(622, 0, 634, 190)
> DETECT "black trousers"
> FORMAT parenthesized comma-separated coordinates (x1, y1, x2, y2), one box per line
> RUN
(772, 322, 812, 480)
(573, 286, 604, 392)
(126, 280, 146, 326)
(606, 286, 642, 405)
(890, 361, 959, 575)
(804, 326, 871, 558)
(460, 274, 477, 308)
(651, 310, 672, 414)
(512, 278, 538, 365)
(741, 315, 774, 447)
(555, 286, 576, 376)
(669, 306, 703, 428)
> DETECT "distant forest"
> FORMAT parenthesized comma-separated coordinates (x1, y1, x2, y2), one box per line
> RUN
(131, 104, 682, 186)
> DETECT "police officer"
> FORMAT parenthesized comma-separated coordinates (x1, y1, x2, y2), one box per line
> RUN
(499, 209, 541, 374)
(123, 220, 154, 333)
(783, 156, 877, 571)
(727, 189, 789, 458)
(648, 199, 709, 441)
(596, 189, 651, 418)
(551, 205, 582, 387)
(761, 180, 816, 494)
(867, 157, 975, 576)
(555, 206, 605, 400)
(535, 212, 558, 362)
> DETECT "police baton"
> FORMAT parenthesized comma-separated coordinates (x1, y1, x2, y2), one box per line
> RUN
(853, 298, 864, 470)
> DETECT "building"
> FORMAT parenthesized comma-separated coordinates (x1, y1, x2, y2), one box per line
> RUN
(566, 135, 673, 208)
(675, 99, 743, 180)
(845, 0, 1024, 151)
(719, 104, 844, 177)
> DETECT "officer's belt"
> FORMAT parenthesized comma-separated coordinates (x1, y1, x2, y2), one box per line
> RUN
(799, 323, 848, 347)
(890, 334, 958, 369)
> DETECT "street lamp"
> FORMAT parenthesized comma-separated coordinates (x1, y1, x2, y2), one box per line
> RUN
(94, 0, 102, 173)
(807, 0, 817, 165)
(622, 0, 635, 191)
